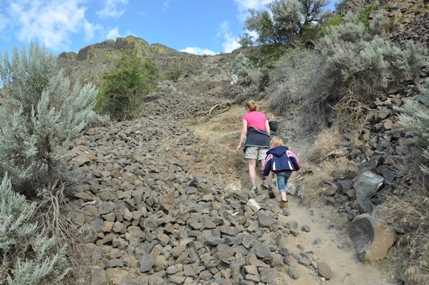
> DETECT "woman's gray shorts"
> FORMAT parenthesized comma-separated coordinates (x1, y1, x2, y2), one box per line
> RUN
(245, 146, 268, 160)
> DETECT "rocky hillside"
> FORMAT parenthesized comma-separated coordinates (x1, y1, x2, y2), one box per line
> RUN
(66, 99, 399, 285)
(56, 1, 429, 283)
(338, 0, 429, 49)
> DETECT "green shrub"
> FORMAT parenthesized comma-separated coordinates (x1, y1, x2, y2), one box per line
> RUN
(318, 14, 343, 37)
(0, 42, 103, 195)
(268, 12, 425, 132)
(231, 53, 268, 88)
(96, 49, 159, 120)
(157, 84, 177, 93)
(0, 43, 104, 281)
(0, 174, 69, 285)
(166, 64, 182, 82)
(385, 23, 392, 31)
(268, 48, 325, 114)
(358, 3, 379, 28)
(247, 45, 290, 67)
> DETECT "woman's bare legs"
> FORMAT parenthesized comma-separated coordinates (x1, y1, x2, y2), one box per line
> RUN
(260, 159, 272, 187)
(249, 158, 274, 194)
(248, 159, 257, 188)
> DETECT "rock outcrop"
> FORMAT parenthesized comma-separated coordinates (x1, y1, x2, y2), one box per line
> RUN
(349, 214, 396, 262)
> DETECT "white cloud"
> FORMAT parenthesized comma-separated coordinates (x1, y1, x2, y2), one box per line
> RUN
(0, 13, 8, 33)
(163, 0, 172, 12)
(218, 21, 240, 53)
(97, 0, 128, 18)
(82, 20, 103, 42)
(7, 0, 89, 51)
(107, 27, 121, 40)
(233, 0, 273, 20)
(233, 0, 273, 10)
(180, 47, 216, 56)
(223, 37, 241, 53)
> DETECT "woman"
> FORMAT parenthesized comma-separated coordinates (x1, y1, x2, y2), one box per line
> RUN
(236, 100, 274, 197)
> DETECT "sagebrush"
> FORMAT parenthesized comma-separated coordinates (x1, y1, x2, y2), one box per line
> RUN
(268, 12, 425, 132)
(0, 174, 69, 285)
(0, 42, 103, 195)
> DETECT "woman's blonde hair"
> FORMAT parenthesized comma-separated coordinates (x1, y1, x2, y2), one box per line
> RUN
(270, 136, 284, 148)
(245, 100, 257, 111)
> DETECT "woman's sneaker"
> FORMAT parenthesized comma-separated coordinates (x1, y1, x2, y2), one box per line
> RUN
(251, 186, 258, 195)
(267, 186, 275, 199)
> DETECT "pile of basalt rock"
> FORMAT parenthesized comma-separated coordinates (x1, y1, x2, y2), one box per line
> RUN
(66, 111, 337, 285)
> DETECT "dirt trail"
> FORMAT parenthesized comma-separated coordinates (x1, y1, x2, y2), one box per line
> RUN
(185, 102, 396, 285)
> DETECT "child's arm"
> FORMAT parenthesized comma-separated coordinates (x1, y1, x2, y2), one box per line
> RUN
(287, 150, 301, 171)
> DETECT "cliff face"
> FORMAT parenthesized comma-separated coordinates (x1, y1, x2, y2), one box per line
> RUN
(56, 35, 195, 87)
(55, 35, 242, 98)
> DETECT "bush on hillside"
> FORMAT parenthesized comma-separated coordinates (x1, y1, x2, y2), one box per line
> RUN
(268, 12, 426, 132)
(96, 49, 159, 120)
(318, 14, 343, 37)
(165, 64, 182, 82)
(243, 45, 291, 70)
(231, 53, 269, 102)
(0, 42, 104, 282)
(0, 174, 69, 285)
(358, 3, 379, 29)
(268, 48, 327, 114)
(0, 42, 103, 196)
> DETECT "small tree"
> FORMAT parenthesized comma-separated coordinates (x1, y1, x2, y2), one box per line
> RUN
(240, 0, 332, 47)
(96, 49, 159, 120)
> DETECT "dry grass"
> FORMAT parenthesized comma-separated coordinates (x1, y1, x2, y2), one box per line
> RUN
(384, 183, 429, 276)
(333, 95, 368, 138)
(31, 184, 86, 284)
(299, 156, 355, 206)
(298, 126, 356, 206)
(307, 127, 345, 161)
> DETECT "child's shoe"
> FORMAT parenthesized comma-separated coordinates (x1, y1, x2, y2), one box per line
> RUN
(267, 186, 276, 199)
(279, 200, 288, 209)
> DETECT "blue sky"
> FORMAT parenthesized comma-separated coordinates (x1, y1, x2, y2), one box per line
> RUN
(0, 0, 336, 56)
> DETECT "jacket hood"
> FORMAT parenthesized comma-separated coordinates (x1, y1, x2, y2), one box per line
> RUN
(267, 146, 289, 157)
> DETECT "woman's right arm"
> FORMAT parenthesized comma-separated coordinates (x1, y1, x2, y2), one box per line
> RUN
(236, 120, 248, 153)
(262, 156, 272, 176)
(264, 119, 270, 137)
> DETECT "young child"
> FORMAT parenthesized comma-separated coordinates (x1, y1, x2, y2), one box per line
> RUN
(262, 136, 301, 208)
